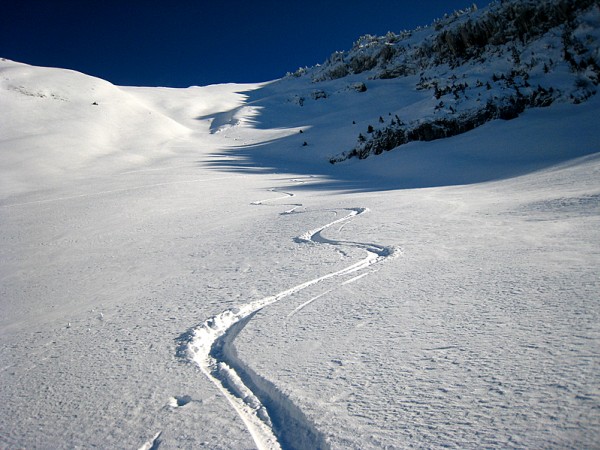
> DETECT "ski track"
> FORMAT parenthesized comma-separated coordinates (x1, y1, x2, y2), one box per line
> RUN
(286, 290, 333, 320)
(138, 431, 162, 450)
(251, 188, 303, 214)
(182, 185, 398, 450)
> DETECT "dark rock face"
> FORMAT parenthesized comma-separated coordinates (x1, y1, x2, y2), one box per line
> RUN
(330, 85, 568, 164)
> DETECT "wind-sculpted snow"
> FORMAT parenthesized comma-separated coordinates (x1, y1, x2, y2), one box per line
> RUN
(182, 189, 397, 449)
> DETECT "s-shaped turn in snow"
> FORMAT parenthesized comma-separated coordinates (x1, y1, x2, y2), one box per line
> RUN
(181, 189, 398, 450)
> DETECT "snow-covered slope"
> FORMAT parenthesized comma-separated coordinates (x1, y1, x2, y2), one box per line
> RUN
(1, 1, 599, 449)
(293, 0, 600, 162)
(0, 59, 195, 196)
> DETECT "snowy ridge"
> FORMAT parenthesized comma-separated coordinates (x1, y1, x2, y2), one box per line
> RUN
(284, 0, 600, 163)
(183, 191, 397, 449)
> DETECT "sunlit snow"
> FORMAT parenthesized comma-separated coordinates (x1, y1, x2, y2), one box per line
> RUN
(1, 9, 599, 446)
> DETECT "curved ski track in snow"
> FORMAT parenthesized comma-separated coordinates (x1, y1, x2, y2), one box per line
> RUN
(183, 187, 398, 450)
(250, 188, 303, 214)
(137, 431, 162, 450)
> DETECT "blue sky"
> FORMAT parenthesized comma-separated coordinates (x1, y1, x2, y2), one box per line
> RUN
(2, 1, 492, 87)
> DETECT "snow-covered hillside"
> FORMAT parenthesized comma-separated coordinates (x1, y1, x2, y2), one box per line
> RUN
(293, 0, 600, 163)
(1, 1, 599, 449)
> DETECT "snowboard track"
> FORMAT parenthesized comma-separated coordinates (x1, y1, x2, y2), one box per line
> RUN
(181, 187, 398, 450)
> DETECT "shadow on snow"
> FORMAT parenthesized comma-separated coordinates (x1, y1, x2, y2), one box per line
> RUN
(198, 81, 600, 193)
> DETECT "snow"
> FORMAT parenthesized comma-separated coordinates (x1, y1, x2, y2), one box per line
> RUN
(1, 49, 599, 450)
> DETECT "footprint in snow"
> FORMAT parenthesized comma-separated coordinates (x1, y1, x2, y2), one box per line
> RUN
(168, 395, 193, 408)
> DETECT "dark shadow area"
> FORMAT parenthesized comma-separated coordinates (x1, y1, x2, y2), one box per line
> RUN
(198, 81, 600, 193)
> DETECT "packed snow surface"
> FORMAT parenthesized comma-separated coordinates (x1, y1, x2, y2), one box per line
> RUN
(1, 54, 599, 449)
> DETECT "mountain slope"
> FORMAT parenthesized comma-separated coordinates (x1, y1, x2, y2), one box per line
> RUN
(0, 1, 599, 449)
(286, 0, 600, 163)
(0, 59, 195, 196)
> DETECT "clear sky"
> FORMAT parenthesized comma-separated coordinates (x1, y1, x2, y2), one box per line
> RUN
(1, 1, 492, 87)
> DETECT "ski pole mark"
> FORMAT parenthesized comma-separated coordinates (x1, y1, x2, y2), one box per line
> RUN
(182, 189, 398, 450)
